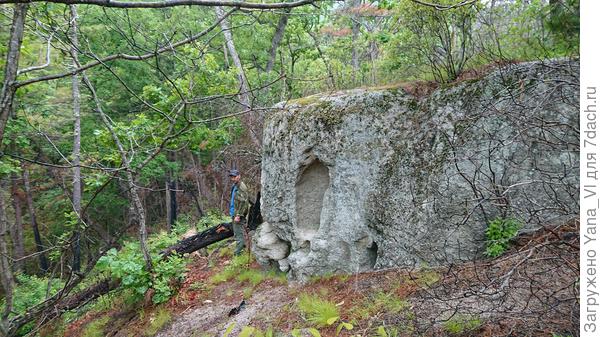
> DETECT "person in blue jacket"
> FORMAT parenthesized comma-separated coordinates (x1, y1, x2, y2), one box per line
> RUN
(228, 169, 253, 256)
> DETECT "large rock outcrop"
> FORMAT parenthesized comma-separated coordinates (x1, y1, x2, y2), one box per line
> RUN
(253, 60, 579, 280)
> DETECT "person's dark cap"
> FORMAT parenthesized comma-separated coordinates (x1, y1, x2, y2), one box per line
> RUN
(228, 169, 240, 177)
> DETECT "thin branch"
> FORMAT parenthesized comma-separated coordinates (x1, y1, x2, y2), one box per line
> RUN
(14, 8, 237, 88)
(17, 32, 54, 75)
(0, 0, 318, 10)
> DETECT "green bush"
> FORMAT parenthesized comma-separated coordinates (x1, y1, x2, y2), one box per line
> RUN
(97, 231, 186, 304)
(485, 217, 522, 257)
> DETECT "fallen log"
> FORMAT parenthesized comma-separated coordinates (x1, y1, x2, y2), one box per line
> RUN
(161, 192, 262, 257)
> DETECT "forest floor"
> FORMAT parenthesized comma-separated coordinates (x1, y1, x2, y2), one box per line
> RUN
(59, 220, 579, 337)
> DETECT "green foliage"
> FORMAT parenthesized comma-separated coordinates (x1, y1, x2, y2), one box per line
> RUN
(144, 308, 172, 336)
(485, 217, 522, 257)
(96, 231, 186, 304)
(0, 274, 65, 335)
(297, 294, 340, 328)
(198, 211, 231, 230)
(0, 157, 20, 177)
(443, 314, 482, 334)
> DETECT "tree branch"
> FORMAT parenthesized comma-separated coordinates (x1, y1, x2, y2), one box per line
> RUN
(13, 7, 236, 89)
(0, 0, 317, 10)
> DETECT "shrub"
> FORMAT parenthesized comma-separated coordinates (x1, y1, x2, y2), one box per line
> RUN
(485, 217, 522, 257)
(96, 231, 187, 304)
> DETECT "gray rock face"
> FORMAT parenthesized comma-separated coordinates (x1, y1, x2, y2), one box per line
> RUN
(254, 60, 579, 280)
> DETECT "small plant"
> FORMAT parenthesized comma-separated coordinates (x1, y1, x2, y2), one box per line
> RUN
(443, 314, 482, 334)
(376, 326, 400, 337)
(485, 217, 522, 257)
(297, 294, 340, 328)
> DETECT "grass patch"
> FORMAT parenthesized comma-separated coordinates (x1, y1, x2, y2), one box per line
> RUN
(350, 291, 410, 320)
(144, 308, 172, 336)
(404, 268, 440, 288)
(265, 269, 288, 284)
(243, 287, 254, 299)
(443, 314, 482, 334)
(210, 253, 254, 285)
(308, 272, 349, 283)
(297, 293, 340, 328)
(82, 316, 110, 337)
(237, 269, 266, 286)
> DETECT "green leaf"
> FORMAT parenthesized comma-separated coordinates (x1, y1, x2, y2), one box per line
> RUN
(377, 326, 388, 337)
(326, 316, 339, 325)
(223, 323, 236, 337)
(239, 326, 255, 337)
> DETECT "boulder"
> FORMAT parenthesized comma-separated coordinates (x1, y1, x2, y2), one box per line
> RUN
(255, 60, 579, 280)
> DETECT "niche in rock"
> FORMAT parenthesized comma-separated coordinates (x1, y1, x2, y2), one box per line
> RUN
(295, 160, 329, 239)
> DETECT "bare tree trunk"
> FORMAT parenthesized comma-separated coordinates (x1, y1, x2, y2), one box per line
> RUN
(10, 174, 24, 272)
(214, 6, 261, 148)
(266, 9, 290, 73)
(0, 179, 16, 333)
(0, 4, 28, 146)
(70, 4, 82, 273)
(23, 167, 49, 273)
